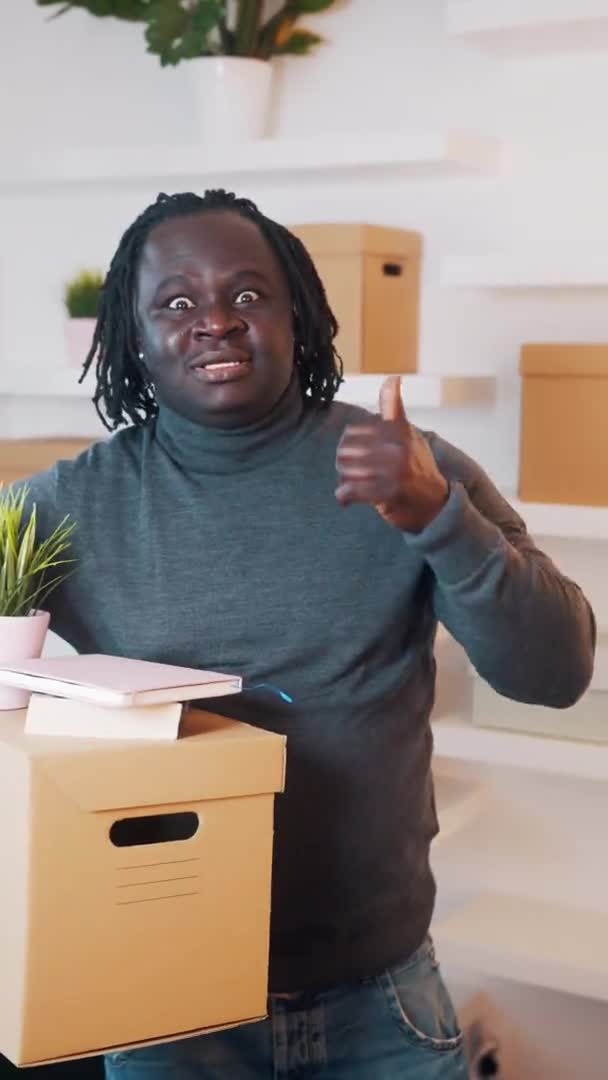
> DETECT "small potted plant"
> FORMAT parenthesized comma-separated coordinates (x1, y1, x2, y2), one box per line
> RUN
(0, 486, 75, 710)
(36, 0, 341, 140)
(64, 269, 103, 370)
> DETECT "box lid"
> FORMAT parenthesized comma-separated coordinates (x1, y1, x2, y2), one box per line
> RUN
(520, 344, 608, 378)
(0, 710, 286, 811)
(290, 223, 422, 258)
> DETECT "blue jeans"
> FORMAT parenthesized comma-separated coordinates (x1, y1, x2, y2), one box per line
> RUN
(104, 939, 467, 1079)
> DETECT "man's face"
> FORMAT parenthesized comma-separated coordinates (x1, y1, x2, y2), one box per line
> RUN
(136, 210, 295, 428)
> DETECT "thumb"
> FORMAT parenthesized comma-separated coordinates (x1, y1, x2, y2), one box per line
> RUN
(379, 375, 406, 423)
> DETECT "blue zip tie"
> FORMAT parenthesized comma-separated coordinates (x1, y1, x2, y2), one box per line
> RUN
(243, 683, 293, 704)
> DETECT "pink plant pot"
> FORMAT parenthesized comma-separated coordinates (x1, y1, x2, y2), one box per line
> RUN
(0, 611, 50, 710)
(64, 318, 96, 370)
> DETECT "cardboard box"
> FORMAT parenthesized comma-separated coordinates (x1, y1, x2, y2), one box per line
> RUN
(0, 708, 286, 1067)
(290, 224, 422, 374)
(0, 438, 96, 486)
(519, 344, 608, 506)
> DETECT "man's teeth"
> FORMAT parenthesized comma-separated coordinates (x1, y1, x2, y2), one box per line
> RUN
(204, 360, 243, 371)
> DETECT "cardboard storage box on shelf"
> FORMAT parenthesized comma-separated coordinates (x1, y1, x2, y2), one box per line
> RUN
(519, 344, 608, 506)
(290, 223, 422, 374)
(471, 635, 608, 743)
(0, 438, 95, 485)
(0, 708, 286, 1067)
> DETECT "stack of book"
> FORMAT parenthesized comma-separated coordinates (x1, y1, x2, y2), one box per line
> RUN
(0, 654, 242, 741)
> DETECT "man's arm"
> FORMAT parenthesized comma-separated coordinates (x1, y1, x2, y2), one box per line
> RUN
(405, 436, 596, 708)
(335, 377, 596, 710)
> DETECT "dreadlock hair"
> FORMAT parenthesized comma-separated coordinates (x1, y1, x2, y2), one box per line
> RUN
(80, 189, 343, 431)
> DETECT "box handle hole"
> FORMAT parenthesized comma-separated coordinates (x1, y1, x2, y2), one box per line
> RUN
(110, 811, 199, 847)
(382, 262, 403, 276)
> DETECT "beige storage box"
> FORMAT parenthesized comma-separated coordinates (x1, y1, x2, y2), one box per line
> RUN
(0, 438, 95, 485)
(0, 709, 285, 1067)
(471, 635, 608, 743)
(519, 344, 608, 506)
(290, 223, 422, 374)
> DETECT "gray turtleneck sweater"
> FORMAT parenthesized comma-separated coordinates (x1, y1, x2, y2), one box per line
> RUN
(20, 380, 595, 992)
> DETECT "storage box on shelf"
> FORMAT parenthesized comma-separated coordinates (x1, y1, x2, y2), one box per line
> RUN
(290, 224, 421, 375)
(519, 344, 608, 507)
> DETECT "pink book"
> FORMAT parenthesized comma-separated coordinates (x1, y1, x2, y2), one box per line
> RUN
(0, 653, 242, 708)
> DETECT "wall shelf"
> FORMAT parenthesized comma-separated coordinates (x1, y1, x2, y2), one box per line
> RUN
(434, 892, 608, 1002)
(433, 766, 485, 847)
(442, 255, 608, 289)
(0, 372, 497, 409)
(337, 373, 496, 411)
(509, 497, 608, 540)
(446, 1, 608, 55)
(433, 715, 608, 781)
(0, 130, 503, 189)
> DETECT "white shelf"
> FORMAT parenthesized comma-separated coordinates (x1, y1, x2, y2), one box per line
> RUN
(0, 130, 503, 189)
(509, 497, 608, 540)
(442, 255, 608, 290)
(434, 892, 608, 1002)
(447, 1, 608, 55)
(336, 374, 496, 411)
(432, 715, 608, 781)
(433, 766, 485, 847)
(0, 372, 496, 408)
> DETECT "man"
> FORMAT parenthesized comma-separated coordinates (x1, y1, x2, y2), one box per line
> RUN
(22, 189, 595, 1079)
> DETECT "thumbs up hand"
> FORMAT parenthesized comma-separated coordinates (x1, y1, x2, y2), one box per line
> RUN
(335, 376, 449, 533)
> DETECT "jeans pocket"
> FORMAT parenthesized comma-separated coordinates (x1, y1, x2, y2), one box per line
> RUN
(377, 938, 463, 1053)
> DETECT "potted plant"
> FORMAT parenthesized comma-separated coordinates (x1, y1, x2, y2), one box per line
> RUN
(64, 269, 103, 370)
(0, 486, 75, 710)
(36, 0, 341, 140)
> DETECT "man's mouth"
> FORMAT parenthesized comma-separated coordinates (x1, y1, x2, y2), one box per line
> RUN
(189, 351, 252, 383)
(203, 359, 244, 372)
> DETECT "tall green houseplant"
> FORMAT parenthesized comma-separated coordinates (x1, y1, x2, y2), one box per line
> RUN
(0, 486, 75, 618)
(36, 1, 339, 65)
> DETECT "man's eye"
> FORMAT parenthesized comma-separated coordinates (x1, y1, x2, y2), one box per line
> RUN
(167, 296, 195, 311)
(235, 289, 260, 305)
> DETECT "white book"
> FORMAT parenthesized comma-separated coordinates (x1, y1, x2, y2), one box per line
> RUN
(25, 694, 184, 741)
(0, 653, 242, 708)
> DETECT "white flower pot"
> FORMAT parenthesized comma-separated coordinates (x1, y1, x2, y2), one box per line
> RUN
(0, 611, 50, 711)
(190, 57, 273, 142)
(65, 317, 96, 370)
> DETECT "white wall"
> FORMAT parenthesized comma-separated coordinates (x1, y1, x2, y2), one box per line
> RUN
(4, 2, 608, 486)
(5, 0, 608, 487)
(3, 2, 608, 1076)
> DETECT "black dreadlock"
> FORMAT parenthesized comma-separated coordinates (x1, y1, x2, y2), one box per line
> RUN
(80, 189, 343, 431)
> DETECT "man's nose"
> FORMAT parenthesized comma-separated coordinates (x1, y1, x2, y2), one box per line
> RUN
(192, 301, 244, 339)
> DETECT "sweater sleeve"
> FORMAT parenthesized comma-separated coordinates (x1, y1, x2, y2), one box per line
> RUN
(403, 434, 596, 709)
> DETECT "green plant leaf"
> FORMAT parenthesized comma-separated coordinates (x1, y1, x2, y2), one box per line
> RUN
(145, 0, 225, 66)
(36, 0, 150, 20)
(64, 269, 104, 318)
(274, 28, 323, 54)
(290, 0, 336, 11)
(0, 486, 76, 618)
(234, 0, 263, 56)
